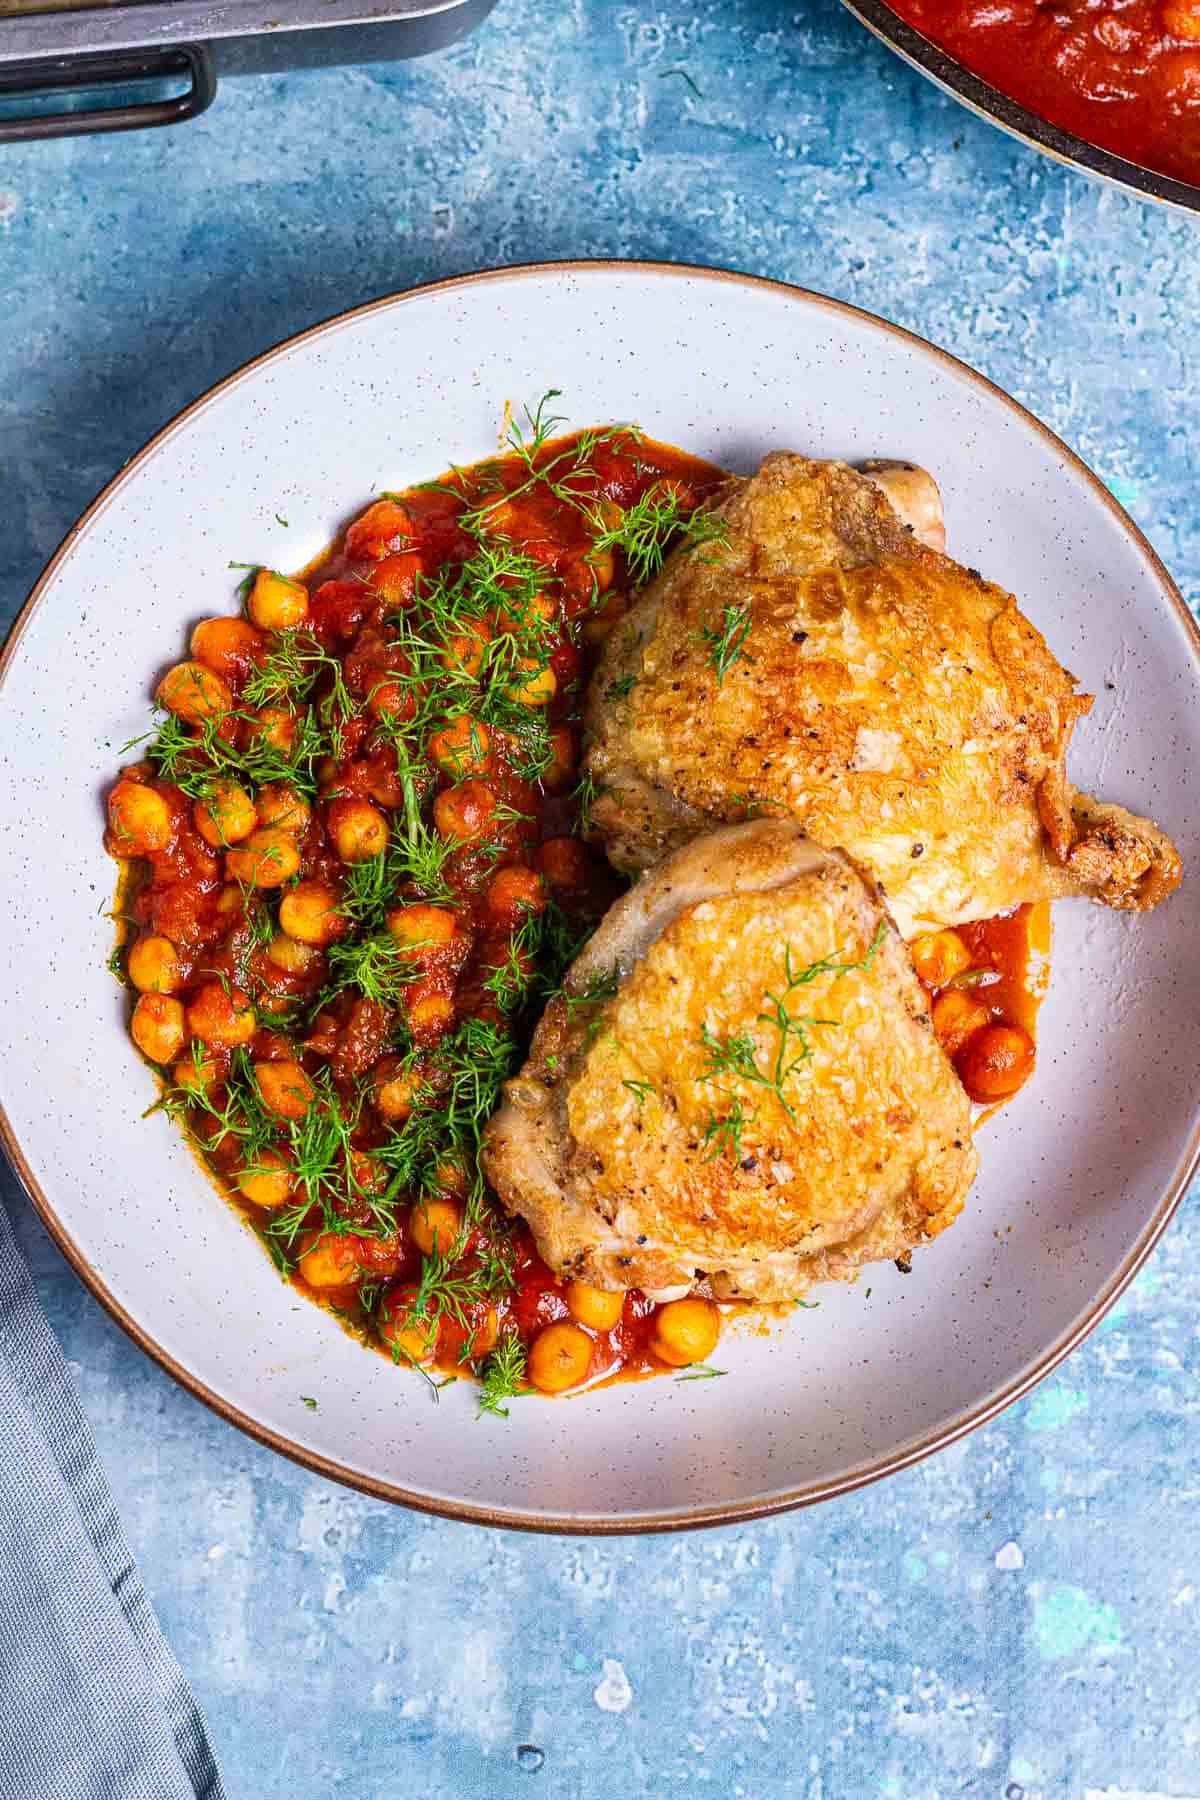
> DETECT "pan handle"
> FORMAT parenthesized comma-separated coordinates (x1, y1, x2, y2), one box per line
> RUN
(0, 44, 215, 142)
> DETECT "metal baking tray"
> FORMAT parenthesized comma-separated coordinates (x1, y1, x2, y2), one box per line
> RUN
(0, 0, 498, 141)
(839, 0, 1200, 217)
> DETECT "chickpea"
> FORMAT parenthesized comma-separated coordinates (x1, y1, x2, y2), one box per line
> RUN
(266, 931, 320, 976)
(496, 588, 557, 632)
(432, 1156, 469, 1198)
(130, 993, 186, 1064)
(910, 929, 972, 990)
(433, 779, 496, 842)
(278, 880, 344, 948)
(108, 779, 172, 854)
(506, 659, 556, 708)
(248, 568, 309, 631)
(410, 1197, 462, 1257)
(350, 1151, 387, 1197)
(409, 992, 456, 1038)
(931, 988, 990, 1058)
(190, 616, 267, 681)
(246, 705, 299, 756)
(371, 550, 423, 607)
(156, 660, 232, 724)
(257, 993, 294, 1021)
(1163, 0, 1200, 37)
(649, 1297, 721, 1368)
(379, 1291, 438, 1365)
(225, 827, 302, 889)
(256, 783, 311, 836)
(428, 714, 492, 778)
(585, 542, 616, 596)
(236, 1152, 293, 1210)
(484, 864, 546, 930)
(367, 679, 412, 723)
(171, 1052, 221, 1096)
(344, 498, 413, 562)
(440, 620, 491, 679)
(193, 781, 258, 849)
(255, 1059, 315, 1121)
(298, 1231, 360, 1288)
(186, 982, 257, 1048)
(374, 1062, 422, 1122)
(566, 1281, 624, 1332)
(542, 725, 578, 793)
(527, 1321, 593, 1394)
(214, 885, 244, 923)
(127, 934, 184, 995)
(538, 836, 591, 892)
(958, 1024, 1036, 1102)
(580, 591, 629, 646)
(328, 797, 389, 864)
(386, 903, 458, 957)
(365, 759, 407, 810)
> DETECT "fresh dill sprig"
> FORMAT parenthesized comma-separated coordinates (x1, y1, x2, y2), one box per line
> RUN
(564, 966, 620, 1016)
(527, 901, 594, 1003)
(147, 704, 329, 800)
(622, 1077, 655, 1108)
(404, 1234, 518, 1351)
(585, 484, 728, 590)
(318, 929, 423, 1010)
(372, 1016, 521, 1210)
(697, 921, 888, 1127)
(459, 395, 639, 536)
(482, 907, 543, 1015)
(573, 768, 602, 836)
(477, 1332, 528, 1418)
(697, 601, 753, 686)
(169, 1052, 401, 1255)
(700, 1096, 756, 1163)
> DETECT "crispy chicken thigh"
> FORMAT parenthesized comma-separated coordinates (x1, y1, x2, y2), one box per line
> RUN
(481, 821, 977, 1302)
(585, 455, 1181, 937)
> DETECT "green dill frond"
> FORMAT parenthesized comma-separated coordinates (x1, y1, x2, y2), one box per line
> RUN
(146, 702, 329, 800)
(696, 922, 889, 1125)
(319, 929, 424, 1010)
(585, 484, 728, 591)
(564, 966, 620, 1016)
(700, 1096, 755, 1163)
(697, 601, 753, 686)
(572, 768, 602, 836)
(477, 1332, 528, 1418)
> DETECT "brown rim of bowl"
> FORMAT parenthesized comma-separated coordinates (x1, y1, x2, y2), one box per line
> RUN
(839, 0, 1200, 216)
(2, 259, 1198, 1534)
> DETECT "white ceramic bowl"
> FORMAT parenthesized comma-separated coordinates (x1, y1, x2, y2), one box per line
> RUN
(1, 263, 1196, 1532)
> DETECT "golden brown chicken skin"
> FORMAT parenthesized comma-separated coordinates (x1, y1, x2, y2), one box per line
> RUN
(480, 820, 977, 1303)
(584, 454, 1181, 938)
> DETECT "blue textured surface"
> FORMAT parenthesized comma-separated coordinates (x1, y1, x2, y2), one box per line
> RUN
(2, 3, 1198, 1795)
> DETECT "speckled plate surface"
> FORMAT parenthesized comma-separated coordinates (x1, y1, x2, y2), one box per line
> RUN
(1, 262, 1196, 1532)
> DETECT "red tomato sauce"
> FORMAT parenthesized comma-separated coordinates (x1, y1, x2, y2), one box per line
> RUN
(107, 422, 731, 1405)
(888, 0, 1200, 186)
(914, 904, 1049, 1106)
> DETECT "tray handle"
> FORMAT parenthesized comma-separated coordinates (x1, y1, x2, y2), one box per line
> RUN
(0, 43, 214, 142)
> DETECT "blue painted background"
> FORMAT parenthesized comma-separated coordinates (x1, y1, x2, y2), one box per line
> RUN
(1, 2, 1198, 1795)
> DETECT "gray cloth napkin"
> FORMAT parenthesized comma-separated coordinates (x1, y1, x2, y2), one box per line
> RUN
(0, 1192, 228, 1800)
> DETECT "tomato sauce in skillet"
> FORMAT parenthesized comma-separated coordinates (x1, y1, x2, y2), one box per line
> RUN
(889, 0, 1200, 187)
